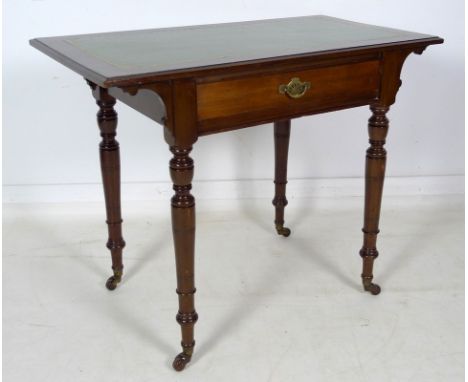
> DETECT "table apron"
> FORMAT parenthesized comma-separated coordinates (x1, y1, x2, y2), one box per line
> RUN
(196, 59, 380, 134)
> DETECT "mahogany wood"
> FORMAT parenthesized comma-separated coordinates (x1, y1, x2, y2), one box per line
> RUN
(166, 79, 199, 371)
(30, 16, 443, 372)
(360, 105, 390, 295)
(88, 81, 126, 291)
(169, 146, 197, 371)
(197, 60, 379, 132)
(273, 120, 291, 237)
(29, 16, 442, 87)
(108, 87, 166, 125)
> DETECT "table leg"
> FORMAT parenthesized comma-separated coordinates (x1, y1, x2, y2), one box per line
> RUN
(272, 120, 291, 237)
(169, 146, 198, 371)
(360, 105, 390, 295)
(89, 85, 126, 291)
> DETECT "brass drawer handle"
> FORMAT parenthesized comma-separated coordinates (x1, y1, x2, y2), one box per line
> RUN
(278, 77, 311, 99)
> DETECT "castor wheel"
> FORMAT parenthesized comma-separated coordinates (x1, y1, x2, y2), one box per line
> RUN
(105, 275, 120, 291)
(105, 269, 122, 291)
(172, 352, 191, 371)
(276, 225, 291, 237)
(364, 282, 381, 295)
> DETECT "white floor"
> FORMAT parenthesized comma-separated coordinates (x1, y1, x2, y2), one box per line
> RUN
(3, 195, 464, 382)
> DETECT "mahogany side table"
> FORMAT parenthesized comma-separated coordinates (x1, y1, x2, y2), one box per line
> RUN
(30, 16, 443, 371)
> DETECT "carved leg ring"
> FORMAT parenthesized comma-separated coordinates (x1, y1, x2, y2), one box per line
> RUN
(360, 105, 389, 296)
(89, 81, 126, 291)
(170, 146, 198, 371)
(272, 120, 291, 237)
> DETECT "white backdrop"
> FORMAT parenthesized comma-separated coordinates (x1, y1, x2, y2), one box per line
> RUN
(3, 0, 464, 202)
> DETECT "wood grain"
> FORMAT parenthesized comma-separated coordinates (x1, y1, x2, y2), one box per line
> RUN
(197, 60, 380, 131)
(31, 16, 444, 372)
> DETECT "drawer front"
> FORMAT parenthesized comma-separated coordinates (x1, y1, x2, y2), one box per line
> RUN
(197, 60, 380, 132)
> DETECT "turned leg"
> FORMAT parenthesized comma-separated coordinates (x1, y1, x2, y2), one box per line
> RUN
(272, 120, 291, 237)
(169, 146, 198, 371)
(360, 105, 390, 295)
(88, 81, 125, 291)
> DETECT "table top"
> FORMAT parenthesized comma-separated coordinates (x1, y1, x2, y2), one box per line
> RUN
(30, 15, 442, 87)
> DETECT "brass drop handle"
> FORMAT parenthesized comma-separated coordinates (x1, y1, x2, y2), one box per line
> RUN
(278, 77, 311, 99)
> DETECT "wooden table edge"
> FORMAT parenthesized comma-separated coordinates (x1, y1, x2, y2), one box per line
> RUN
(30, 36, 443, 88)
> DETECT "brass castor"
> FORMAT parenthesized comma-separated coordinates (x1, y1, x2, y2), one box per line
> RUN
(172, 352, 191, 371)
(276, 225, 291, 237)
(105, 270, 122, 291)
(364, 282, 381, 295)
